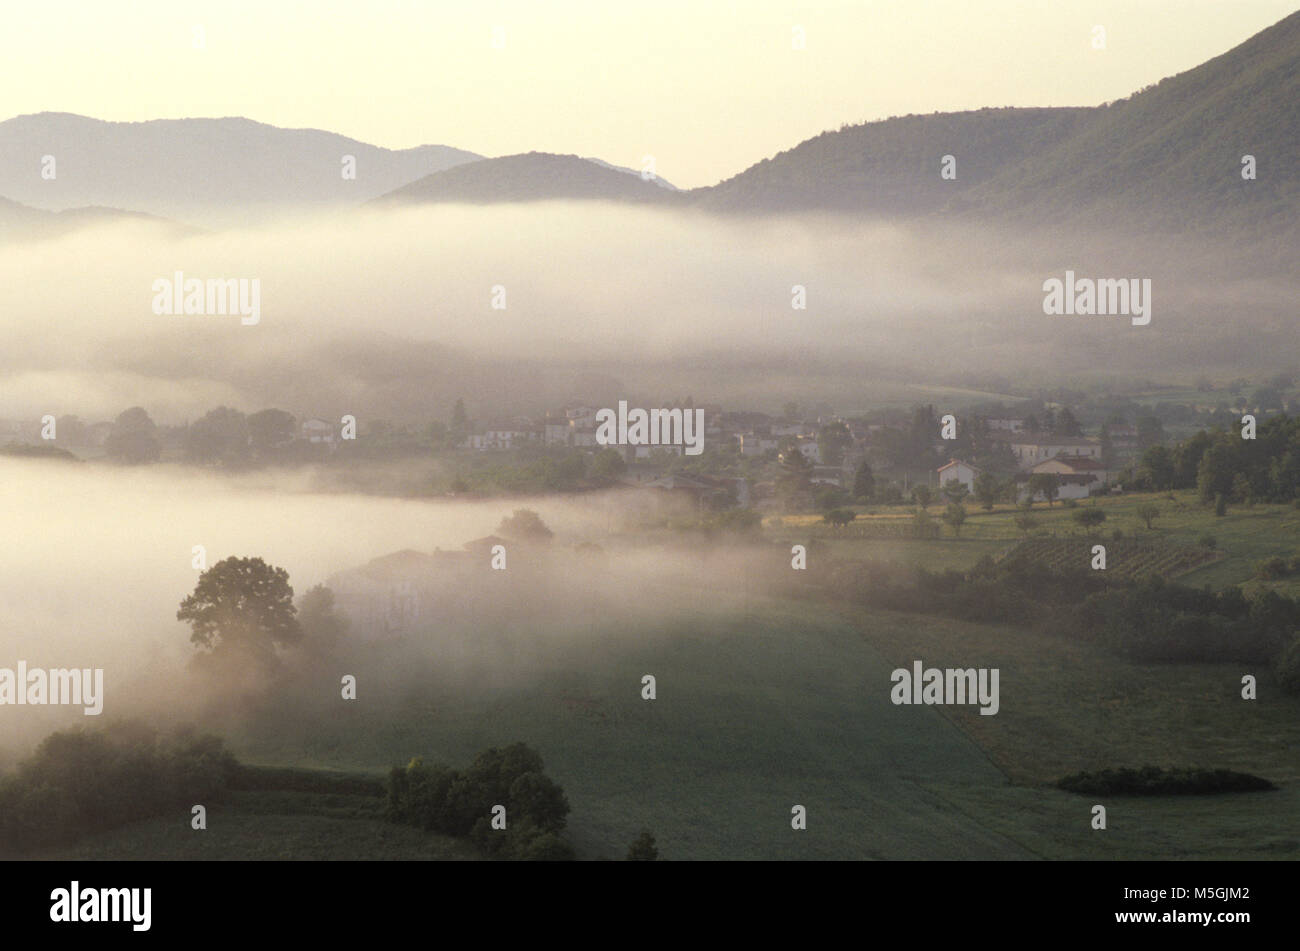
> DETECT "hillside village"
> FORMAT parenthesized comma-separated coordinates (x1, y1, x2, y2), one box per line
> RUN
(6, 380, 1293, 513)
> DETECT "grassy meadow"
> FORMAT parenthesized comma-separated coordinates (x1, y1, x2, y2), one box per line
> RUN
(23, 487, 1298, 862)
(34, 594, 1299, 861)
(771, 489, 1300, 595)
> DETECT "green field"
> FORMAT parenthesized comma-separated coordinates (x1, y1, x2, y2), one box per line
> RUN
(38, 791, 483, 861)
(24, 490, 1299, 862)
(35, 587, 1297, 861)
(771, 490, 1300, 595)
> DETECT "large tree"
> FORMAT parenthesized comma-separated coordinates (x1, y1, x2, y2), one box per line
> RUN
(1196, 443, 1238, 504)
(1027, 473, 1059, 507)
(973, 471, 1000, 511)
(1137, 445, 1176, 490)
(177, 557, 301, 665)
(297, 584, 350, 649)
(186, 407, 250, 466)
(851, 461, 875, 502)
(1054, 407, 1083, 436)
(498, 509, 554, 542)
(105, 407, 161, 464)
(247, 409, 296, 457)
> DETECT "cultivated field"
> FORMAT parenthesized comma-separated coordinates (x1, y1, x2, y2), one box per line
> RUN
(34, 591, 1298, 861)
(771, 490, 1300, 594)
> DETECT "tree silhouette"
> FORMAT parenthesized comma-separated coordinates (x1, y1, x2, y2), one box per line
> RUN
(498, 509, 554, 542)
(177, 557, 301, 666)
(105, 407, 160, 464)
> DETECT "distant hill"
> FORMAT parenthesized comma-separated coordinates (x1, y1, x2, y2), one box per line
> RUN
(2, 9, 1295, 240)
(0, 196, 183, 241)
(695, 10, 1300, 241)
(582, 157, 679, 191)
(963, 9, 1300, 239)
(692, 107, 1092, 215)
(0, 113, 482, 227)
(373, 152, 684, 206)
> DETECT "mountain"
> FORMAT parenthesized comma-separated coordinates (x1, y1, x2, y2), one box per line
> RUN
(373, 152, 684, 206)
(582, 157, 679, 190)
(964, 9, 1300, 237)
(0, 113, 482, 227)
(692, 107, 1092, 215)
(3, 10, 1295, 239)
(0, 196, 183, 241)
(694, 10, 1300, 241)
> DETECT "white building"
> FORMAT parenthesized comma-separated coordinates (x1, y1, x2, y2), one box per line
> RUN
(1009, 436, 1102, 470)
(1030, 454, 1111, 493)
(937, 459, 981, 495)
(301, 418, 336, 445)
(1019, 472, 1097, 502)
(985, 417, 1026, 432)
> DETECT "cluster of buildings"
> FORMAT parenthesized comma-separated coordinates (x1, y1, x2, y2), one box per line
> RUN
(354, 403, 1143, 507)
(937, 418, 1139, 501)
(459, 405, 832, 460)
(4, 403, 1140, 507)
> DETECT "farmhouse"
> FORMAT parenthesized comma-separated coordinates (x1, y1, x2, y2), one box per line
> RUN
(1017, 471, 1098, 502)
(937, 459, 981, 495)
(465, 419, 539, 451)
(300, 418, 336, 446)
(810, 466, 843, 487)
(985, 417, 1026, 432)
(1008, 435, 1102, 470)
(1030, 453, 1110, 489)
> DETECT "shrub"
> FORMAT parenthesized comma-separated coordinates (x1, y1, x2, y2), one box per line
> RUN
(387, 743, 573, 860)
(1135, 502, 1161, 530)
(1057, 767, 1274, 796)
(1256, 557, 1290, 581)
(823, 508, 856, 528)
(1072, 507, 1106, 532)
(497, 509, 554, 542)
(0, 725, 237, 854)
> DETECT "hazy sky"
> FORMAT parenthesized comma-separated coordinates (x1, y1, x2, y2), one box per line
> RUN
(5, 0, 1297, 187)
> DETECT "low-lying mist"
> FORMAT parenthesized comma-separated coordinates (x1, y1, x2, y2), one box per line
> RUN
(0, 457, 752, 760)
(2, 202, 1294, 424)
